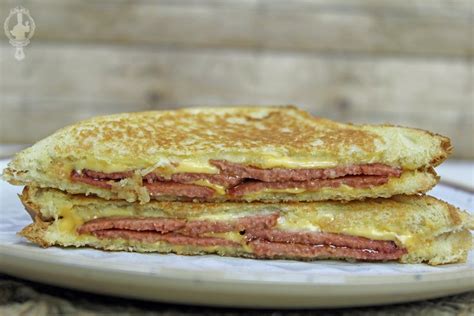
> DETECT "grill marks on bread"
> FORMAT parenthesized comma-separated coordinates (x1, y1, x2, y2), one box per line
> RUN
(71, 107, 380, 155)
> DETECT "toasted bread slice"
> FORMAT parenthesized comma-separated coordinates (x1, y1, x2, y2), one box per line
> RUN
(20, 187, 472, 265)
(3, 106, 451, 202)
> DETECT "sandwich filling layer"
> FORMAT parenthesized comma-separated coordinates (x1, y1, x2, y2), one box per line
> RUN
(76, 214, 407, 261)
(19, 188, 474, 265)
(71, 160, 403, 199)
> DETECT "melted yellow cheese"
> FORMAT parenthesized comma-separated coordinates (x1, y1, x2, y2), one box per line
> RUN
(73, 153, 338, 175)
(348, 229, 412, 245)
(204, 232, 252, 252)
(194, 211, 277, 221)
(254, 156, 337, 169)
(170, 159, 219, 174)
(241, 184, 360, 200)
(263, 188, 308, 194)
(51, 205, 411, 249)
(205, 232, 244, 243)
(57, 207, 84, 234)
(74, 158, 112, 172)
(167, 155, 337, 174)
(277, 213, 412, 247)
(277, 216, 321, 232)
(191, 179, 226, 195)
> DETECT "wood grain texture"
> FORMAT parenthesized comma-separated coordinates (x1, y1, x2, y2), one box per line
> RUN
(1, 0, 472, 157)
(0, 0, 472, 57)
(1, 43, 472, 157)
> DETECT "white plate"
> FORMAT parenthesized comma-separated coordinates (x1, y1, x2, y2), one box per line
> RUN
(0, 159, 473, 308)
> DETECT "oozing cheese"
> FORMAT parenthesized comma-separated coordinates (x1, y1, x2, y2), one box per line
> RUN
(276, 218, 411, 245)
(57, 207, 84, 234)
(205, 232, 252, 252)
(73, 154, 339, 175)
(52, 205, 409, 248)
(191, 179, 226, 195)
(166, 155, 338, 174)
(255, 156, 337, 169)
(240, 184, 367, 200)
(169, 159, 219, 174)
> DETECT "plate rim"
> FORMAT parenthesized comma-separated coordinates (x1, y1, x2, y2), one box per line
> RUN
(2, 243, 474, 286)
(2, 244, 474, 308)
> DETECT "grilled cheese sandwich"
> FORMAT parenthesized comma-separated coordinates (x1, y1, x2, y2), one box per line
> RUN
(20, 187, 473, 265)
(3, 106, 450, 203)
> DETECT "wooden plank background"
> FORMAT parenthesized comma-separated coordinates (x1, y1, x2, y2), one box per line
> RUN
(1, 0, 473, 157)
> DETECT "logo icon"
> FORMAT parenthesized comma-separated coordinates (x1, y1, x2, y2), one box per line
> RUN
(4, 6, 36, 61)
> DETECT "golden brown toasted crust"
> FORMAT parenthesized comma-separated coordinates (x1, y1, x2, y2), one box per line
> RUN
(372, 124, 452, 168)
(19, 218, 50, 248)
(5, 106, 451, 170)
(19, 187, 41, 220)
(436, 135, 453, 166)
(73, 106, 372, 154)
(2, 106, 451, 203)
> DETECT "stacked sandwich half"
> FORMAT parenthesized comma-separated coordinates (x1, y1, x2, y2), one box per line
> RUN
(3, 106, 473, 265)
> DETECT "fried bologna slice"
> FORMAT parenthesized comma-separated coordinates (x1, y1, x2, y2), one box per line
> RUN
(19, 187, 472, 265)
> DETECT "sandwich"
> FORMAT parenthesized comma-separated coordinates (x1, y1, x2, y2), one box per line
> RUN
(3, 106, 450, 203)
(20, 187, 473, 265)
(3, 106, 472, 266)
